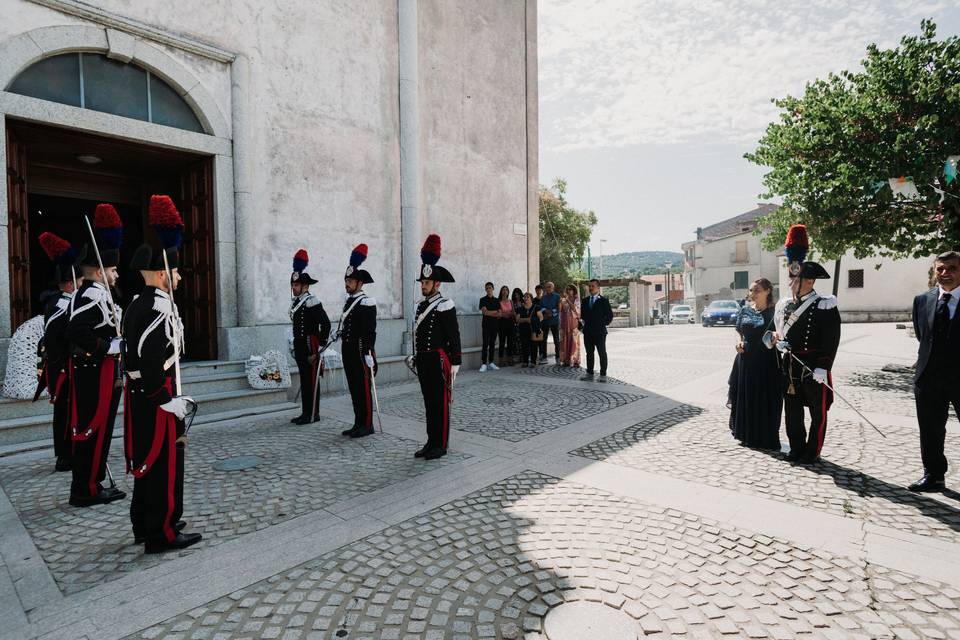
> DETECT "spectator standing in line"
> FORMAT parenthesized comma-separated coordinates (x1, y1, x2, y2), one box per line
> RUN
(478, 282, 500, 372)
(516, 292, 539, 367)
(539, 281, 561, 364)
(510, 287, 524, 364)
(580, 279, 613, 381)
(908, 251, 960, 492)
(558, 284, 581, 367)
(496, 285, 515, 367)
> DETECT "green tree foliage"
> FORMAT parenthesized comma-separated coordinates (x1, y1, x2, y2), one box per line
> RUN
(746, 20, 960, 259)
(539, 179, 598, 287)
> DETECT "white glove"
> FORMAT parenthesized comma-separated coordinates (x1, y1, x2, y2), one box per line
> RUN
(812, 368, 828, 385)
(107, 337, 123, 355)
(160, 396, 188, 419)
(775, 339, 791, 353)
(450, 364, 460, 384)
(364, 354, 375, 368)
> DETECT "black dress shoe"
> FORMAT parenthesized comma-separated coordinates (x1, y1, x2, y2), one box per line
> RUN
(342, 425, 359, 436)
(424, 448, 447, 460)
(350, 426, 375, 438)
(144, 532, 203, 554)
(798, 455, 820, 465)
(290, 414, 305, 424)
(785, 451, 803, 462)
(55, 457, 72, 472)
(908, 474, 945, 493)
(292, 415, 314, 425)
(311, 415, 321, 423)
(136, 521, 187, 544)
(414, 445, 430, 458)
(69, 487, 127, 507)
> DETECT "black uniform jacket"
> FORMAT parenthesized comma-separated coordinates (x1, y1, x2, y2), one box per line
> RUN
(781, 292, 841, 371)
(415, 293, 462, 366)
(122, 287, 178, 408)
(340, 294, 377, 355)
(42, 292, 72, 368)
(67, 281, 120, 362)
(291, 293, 331, 348)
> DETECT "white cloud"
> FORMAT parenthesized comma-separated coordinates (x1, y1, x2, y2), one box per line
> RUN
(539, 0, 951, 151)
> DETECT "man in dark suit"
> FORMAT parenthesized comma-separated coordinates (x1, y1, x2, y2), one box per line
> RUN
(580, 279, 614, 382)
(908, 250, 960, 492)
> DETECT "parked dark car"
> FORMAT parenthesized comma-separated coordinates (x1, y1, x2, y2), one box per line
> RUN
(701, 300, 740, 327)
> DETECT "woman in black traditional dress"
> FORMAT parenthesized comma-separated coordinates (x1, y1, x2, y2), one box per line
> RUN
(728, 277, 782, 450)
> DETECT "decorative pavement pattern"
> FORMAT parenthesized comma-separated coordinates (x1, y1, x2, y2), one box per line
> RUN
(380, 377, 642, 442)
(572, 403, 960, 543)
(514, 363, 627, 385)
(130, 472, 960, 640)
(0, 414, 469, 594)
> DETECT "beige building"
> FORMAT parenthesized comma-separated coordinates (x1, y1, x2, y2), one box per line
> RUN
(681, 204, 781, 315)
(0, 0, 539, 377)
(684, 204, 934, 322)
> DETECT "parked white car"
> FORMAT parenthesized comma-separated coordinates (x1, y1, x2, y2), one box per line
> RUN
(669, 305, 694, 324)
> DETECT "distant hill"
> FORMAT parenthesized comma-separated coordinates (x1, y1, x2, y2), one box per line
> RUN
(581, 251, 684, 277)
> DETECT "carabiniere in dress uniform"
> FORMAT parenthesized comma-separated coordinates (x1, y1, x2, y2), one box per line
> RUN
(289, 249, 331, 425)
(338, 244, 378, 438)
(409, 234, 462, 460)
(36, 232, 85, 473)
(772, 224, 841, 465)
(122, 195, 202, 553)
(66, 203, 127, 507)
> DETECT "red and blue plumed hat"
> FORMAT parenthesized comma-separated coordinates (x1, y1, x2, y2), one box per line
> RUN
(148, 195, 184, 250)
(345, 244, 374, 284)
(291, 249, 317, 285)
(39, 232, 81, 283)
(417, 234, 454, 283)
(784, 224, 808, 277)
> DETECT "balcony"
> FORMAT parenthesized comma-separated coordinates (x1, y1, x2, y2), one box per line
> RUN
(729, 251, 750, 265)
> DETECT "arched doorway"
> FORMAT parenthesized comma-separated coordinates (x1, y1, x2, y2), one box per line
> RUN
(2, 34, 226, 360)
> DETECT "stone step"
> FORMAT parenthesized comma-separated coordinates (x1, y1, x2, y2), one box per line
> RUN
(0, 399, 300, 459)
(0, 386, 290, 447)
(0, 367, 252, 420)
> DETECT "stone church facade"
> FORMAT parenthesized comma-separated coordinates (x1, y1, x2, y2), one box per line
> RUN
(0, 0, 539, 375)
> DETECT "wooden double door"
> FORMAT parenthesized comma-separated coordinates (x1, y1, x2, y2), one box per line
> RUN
(5, 122, 219, 360)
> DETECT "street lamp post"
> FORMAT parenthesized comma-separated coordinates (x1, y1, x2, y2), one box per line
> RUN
(664, 261, 672, 323)
(598, 239, 607, 280)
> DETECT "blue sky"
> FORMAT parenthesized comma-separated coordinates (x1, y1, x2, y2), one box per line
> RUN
(538, 0, 960, 254)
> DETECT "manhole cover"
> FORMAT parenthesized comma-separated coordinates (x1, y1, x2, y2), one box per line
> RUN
(543, 602, 638, 640)
(212, 455, 264, 472)
(483, 397, 516, 406)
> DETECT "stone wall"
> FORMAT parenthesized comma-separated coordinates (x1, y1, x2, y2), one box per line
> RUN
(0, 1, 535, 367)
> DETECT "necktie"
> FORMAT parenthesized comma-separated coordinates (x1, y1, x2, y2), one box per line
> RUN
(590, 296, 595, 308)
(936, 293, 952, 331)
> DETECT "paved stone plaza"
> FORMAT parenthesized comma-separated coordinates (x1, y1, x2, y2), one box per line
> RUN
(1, 323, 959, 640)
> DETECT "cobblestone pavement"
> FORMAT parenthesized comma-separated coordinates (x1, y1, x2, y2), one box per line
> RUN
(0, 414, 468, 594)
(130, 472, 960, 640)
(381, 377, 642, 442)
(4, 323, 960, 640)
(572, 403, 960, 543)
